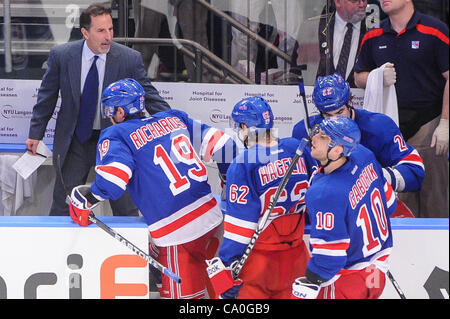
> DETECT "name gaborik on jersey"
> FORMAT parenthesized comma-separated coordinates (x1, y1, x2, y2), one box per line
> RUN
(349, 163, 379, 209)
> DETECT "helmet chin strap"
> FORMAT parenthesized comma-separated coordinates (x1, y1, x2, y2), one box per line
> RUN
(320, 147, 345, 170)
(237, 129, 249, 149)
(349, 106, 355, 120)
(319, 147, 335, 169)
(243, 136, 249, 149)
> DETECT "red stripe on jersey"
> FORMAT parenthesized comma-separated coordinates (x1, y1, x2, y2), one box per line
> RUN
(359, 28, 383, 52)
(203, 130, 225, 162)
(417, 24, 449, 45)
(385, 181, 394, 201)
(150, 197, 217, 239)
(338, 268, 357, 275)
(311, 242, 350, 251)
(224, 222, 255, 238)
(96, 165, 130, 184)
(377, 254, 389, 262)
(397, 28, 407, 37)
(401, 153, 424, 164)
(337, 254, 390, 275)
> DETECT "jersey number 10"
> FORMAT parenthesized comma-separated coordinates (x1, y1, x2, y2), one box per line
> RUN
(315, 188, 389, 258)
(356, 188, 389, 257)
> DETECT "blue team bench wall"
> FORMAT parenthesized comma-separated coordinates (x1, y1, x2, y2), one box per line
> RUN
(0, 216, 147, 228)
(0, 216, 447, 231)
(388, 218, 448, 230)
(0, 143, 53, 153)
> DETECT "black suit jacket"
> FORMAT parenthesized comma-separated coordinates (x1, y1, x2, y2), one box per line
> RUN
(28, 40, 171, 167)
(316, 11, 367, 88)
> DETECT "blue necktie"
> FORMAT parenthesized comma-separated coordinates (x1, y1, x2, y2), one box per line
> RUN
(75, 55, 99, 143)
(336, 23, 353, 79)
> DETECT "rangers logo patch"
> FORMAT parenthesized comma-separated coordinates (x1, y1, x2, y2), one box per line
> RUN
(98, 139, 110, 160)
(262, 110, 271, 124)
(411, 41, 420, 49)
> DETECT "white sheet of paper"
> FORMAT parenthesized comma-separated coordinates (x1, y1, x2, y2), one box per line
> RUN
(12, 141, 52, 180)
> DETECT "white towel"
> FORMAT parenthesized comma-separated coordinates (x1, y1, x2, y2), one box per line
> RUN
(363, 62, 399, 125)
(0, 154, 36, 216)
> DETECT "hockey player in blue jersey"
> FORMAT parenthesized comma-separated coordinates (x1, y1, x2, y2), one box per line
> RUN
(68, 78, 237, 299)
(291, 116, 395, 299)
(206, 96, 318, 299)
(292, 73, 424, 217)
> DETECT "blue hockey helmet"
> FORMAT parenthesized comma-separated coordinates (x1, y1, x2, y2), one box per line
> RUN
(101, 78, 145, 118)
(312, 73, 350, 113)
(319, 116, 361, 156)
(229, 96, 274, 132)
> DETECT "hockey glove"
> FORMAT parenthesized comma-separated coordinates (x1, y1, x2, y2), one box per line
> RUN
(382, 167, 405, 192)
(69, 185, 98, 227)
(291, 277, 320, 299)
(206, 257, 243, 299)
(430, 119, 449, 156)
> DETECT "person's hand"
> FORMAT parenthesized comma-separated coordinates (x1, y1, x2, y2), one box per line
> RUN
(383, 63, 396, 87)
(291, 277, 320, 299)
(25, 138, 40, 155)
(69, 185, 94, 227)
(206, 257, 244, 299)
(219, 280, 244, 299)
(430, 119, 449, 156)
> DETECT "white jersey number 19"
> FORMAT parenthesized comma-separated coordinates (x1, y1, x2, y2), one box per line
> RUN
(154, 134, 208, 196)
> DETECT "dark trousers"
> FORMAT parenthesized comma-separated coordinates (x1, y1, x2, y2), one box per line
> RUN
(49, 131, 139, 216)
(398, 116, 449, 218)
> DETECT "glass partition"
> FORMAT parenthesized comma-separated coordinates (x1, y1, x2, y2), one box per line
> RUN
(1, 0, 448, 84)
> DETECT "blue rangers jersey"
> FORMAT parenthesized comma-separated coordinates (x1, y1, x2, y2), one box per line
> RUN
(90, 109, 237, 246)
(305, 144, 395, 285)
(292, 109, 425, 192)
(218, 138, 318, 266)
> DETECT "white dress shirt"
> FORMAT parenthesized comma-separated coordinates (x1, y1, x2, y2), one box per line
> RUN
(81, 42, 106, 130)
(333, 12, 361, 79)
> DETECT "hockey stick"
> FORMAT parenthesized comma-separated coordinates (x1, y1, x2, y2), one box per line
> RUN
(296, 77, 407, 300)
(56, 155, 182, 284)
(387, 270, 406, 299)
(232, 74, 312, 279)
(232, 138, 310, 278)
(86, 215, 182, 284)
(297, 74, 312, 136)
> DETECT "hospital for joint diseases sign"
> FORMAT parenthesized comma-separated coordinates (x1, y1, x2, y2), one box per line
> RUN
(0, 79, 58, 145)
(0, 79, 365, 145)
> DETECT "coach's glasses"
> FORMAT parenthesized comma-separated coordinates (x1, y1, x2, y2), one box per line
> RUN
(347, 0, 368, 3)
